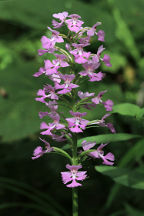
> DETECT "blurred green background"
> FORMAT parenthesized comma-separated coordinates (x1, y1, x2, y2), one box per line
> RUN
(0, 0, 144, 215)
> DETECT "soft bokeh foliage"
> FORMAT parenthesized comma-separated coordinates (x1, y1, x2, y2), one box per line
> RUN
(0, 0, 144, 215)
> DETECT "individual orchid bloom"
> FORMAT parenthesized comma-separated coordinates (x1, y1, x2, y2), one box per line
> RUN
(91, 113, 116, 133)
(66, 111, 89, 133)
(46, 100, 58, 111)
(102, 54, 112, 67)
(79, 60, 105, 82)
(79, 36, 91, 45)
(35, 85, 58, 104)
(82, 141, 115, 166)
(33, 67, 45, 77)
(52, 11, 68, 28)
(49, 73, 62, 84)
(70, 43, 91, 64)
(55, 74, 79, 94)
(54, 54, 69, 67)
(91, 90, 107, 104)
(39, 28, 63, 56)
(44, 60, 58, 75)
(79, 61, 100, 77)
(87, 22, 101, 37)
(40, 112, 65, 136)
(78, 91, 95, 99)
(61, 164, 87, 187)
(38, 36, 56, 56)
(92, 45, 105, 64)
(65, 14, 84, 33)
(103, 99, 113, 111)
(32, 138, 53, 160)
(97, 30, 105, 42)
(79, 62, 104, 82)
(44, 55, 69, 76)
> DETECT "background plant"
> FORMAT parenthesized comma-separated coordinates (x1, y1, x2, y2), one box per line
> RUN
(0, 0, 144, 216)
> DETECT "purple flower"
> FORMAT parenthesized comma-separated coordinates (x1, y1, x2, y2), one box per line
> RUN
(91, 90, 107, 104)
(35, 85, 58, 104)
(78, 91, 95, 99)
(66, 111, 89, 133)
(55, 74, 79, 94)
(46, 100, 58, 111)
(38, 28, 63, 56)
(40, 112, 65, 136)
(61, 164, 87, 187)
(52, 11, 68, 28)
(97, 30, 105, 42)
(82, 141, 115, 165)
(102, 54, 112, 67)
(32, 138, 53, 160)
(93, 113, 116, 133)
(87, 22, 101, 37)
(65, 14, 84, 33)
(33, 67, 45, 77)
(103, 99, 113, 111)
(49, 73, 62, 84)
(70, 43, 91, 64)
(79, 61, 104, 82)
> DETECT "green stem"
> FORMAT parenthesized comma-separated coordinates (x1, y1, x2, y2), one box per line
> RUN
(72, 134, 78, 216)
(72, 188, 78, 216)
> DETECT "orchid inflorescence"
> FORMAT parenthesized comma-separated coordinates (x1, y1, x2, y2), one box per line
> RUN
(32, 11, 115, 188)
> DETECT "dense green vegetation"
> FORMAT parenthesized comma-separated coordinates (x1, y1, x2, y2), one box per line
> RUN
(0, 0, 144, 215)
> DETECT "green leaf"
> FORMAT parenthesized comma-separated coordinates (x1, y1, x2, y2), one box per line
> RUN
(63, 133, 140, 150)
(112, 103, 144, 118)
(105, 138, 144, 208)
(95, 165, 144, 190)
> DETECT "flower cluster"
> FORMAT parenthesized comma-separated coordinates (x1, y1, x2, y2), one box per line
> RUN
(32, 12, 115, 188)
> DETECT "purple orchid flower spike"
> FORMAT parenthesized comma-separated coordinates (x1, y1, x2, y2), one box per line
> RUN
(61, 164, 87, 187)
(70, 43, 91, 64)
(66, 111, 89, 133)
(52, 11, 68, 28)
(82, 141, 115, 165)
(55, 74, 79, 94)
(32, 138, 53, 160)
(65, 14, 84, 33)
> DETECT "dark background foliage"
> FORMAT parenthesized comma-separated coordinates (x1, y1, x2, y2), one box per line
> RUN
(0, 0, 144, 215)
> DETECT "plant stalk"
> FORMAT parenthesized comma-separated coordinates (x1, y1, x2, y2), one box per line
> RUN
(72, 134, 78, 216)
